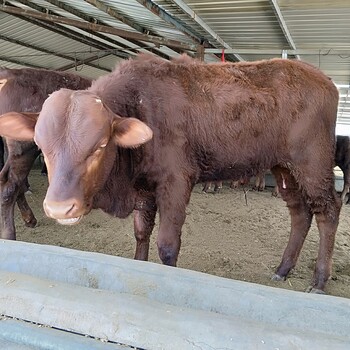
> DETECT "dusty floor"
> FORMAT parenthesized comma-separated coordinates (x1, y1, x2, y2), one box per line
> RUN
(15, 168, 350, 298)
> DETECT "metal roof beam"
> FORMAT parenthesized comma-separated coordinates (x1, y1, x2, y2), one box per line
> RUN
(0, 56, 44, 69)
(168, 0, 243, 62)
(268, 0, 300, 60)
(16, 16, 112, 54)
(45, 0, 171, 60)
(0, 4, 197, 52)
(135, 0, 202, 43)
(135, 0, 237, 61)
(84, 0, 147, 34)
(56, 51, 112, 71)
(204, 48, 350, 55)
(0, 33, 110, 72)
(13, 0, 130, 60)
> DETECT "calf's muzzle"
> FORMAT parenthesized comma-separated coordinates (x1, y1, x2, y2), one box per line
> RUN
(43, 197, 83, 225)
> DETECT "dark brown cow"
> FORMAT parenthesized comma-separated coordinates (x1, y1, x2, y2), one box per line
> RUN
(0, 55, 341, 293)
(0, 68, 91, 239)
(335, 135, 350, 204)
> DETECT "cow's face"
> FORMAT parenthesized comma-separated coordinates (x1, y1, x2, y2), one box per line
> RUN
(0, 89, 152, 225)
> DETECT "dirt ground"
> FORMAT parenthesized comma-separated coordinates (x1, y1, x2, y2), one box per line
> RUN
(15, 168, 350, 298)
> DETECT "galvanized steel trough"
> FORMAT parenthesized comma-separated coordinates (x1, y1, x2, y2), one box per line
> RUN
(0, 240, 350, 349)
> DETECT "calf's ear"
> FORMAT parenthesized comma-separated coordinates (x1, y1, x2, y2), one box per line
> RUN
(0, 112, 38, 141)
(112, 117, 153, 148)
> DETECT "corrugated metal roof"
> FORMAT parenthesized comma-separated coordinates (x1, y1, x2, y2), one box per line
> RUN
(156, 0, 288, 48)
(0, 0, 349, 130)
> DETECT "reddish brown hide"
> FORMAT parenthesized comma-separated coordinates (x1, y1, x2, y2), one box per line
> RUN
(335, 135, 350, 204)
(0, 55, 341, 293)
(0, 68, 91, 239)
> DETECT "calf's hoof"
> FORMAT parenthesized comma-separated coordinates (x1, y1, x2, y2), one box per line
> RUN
(305, 286, 326, 294)
(25, 217, 37, 228)
(271, 273, 285, 281)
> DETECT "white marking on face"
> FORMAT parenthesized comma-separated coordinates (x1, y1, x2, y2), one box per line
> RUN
(281, 174, 287, 189)
(95, 98, 102, 103)
(0, 79, 7, 91)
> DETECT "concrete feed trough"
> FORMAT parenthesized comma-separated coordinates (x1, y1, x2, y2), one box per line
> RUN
(0, 240, 350, 349)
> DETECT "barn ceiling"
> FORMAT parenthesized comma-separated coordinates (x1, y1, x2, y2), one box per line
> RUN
(0, 0, 349, 133)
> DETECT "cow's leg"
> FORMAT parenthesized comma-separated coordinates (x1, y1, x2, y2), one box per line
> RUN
(271, 166, 313, 281)
(230, 180, 239, 189)
(272, 184, 280, 197)
(0, 140, 39, 239)
(253, 171, 265, 191)
(133, 193, 157, 261)
(286, 156, 341, 293)
(0, 168, 17, 240)
(156, 178, 193, 266)
(340, 166, 350, 204)
(16, 189, 37, 228)
(202, 181, 212, 193)
(213, 181, 223, 192)
(311, 205, 340, 293)
(257, 172, 266, 191)
(304, 178, 340, 292)
(305, 166, 341, 292)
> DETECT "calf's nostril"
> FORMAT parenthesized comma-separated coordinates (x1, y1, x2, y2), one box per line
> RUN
(43, 200, 76, 219)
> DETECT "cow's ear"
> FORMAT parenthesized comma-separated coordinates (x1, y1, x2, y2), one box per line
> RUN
(112, 117, 153, 148)
(0, 112, 38, 141)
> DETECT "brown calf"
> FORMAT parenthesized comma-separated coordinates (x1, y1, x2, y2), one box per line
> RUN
(0, 68, 91, 239)
(0, 55, 341, 292)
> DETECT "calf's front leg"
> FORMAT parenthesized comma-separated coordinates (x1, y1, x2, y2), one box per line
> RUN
(156, 179, 192, 266)
(133, 192, 157, 261)
(133, 208, 157, 261)
(16, 190, 37, 228)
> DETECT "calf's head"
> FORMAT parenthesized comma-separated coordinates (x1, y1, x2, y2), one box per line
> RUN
(0, 89, 153, 225)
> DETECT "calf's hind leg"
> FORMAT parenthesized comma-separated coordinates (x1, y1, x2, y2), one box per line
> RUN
(298, 153, 341, 292)
(310, 207, 340, 292)
(308, 187, 341, 292)
(271, 166, 313, 282)
(282, 160, 341, 293)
